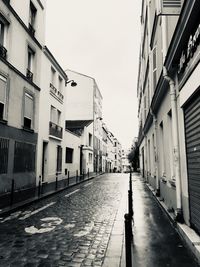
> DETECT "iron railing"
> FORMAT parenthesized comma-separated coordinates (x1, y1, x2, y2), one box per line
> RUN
(0, 44, 7, 59)
(26, 68, 33, 82)
(49, 121, 63, 139)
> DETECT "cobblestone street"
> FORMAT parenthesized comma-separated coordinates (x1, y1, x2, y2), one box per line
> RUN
(0, 174, 128, 267)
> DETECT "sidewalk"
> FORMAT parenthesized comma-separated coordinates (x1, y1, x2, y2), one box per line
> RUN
(146, 179, 200, 266)
(131, 173, 200, 267)
(0, 172, 102, 217)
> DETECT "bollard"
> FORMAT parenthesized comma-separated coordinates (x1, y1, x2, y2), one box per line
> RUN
(68, 171, 70, 186)
(10, 179, 15, 206)
(76, 170, 78, 183)
(124, 213, 132, 267)
(55, 173, 58, 190)
(128, 189, 133, 219)
(129, 172, 133, 219)
(88, 168, 89, 179)
(38, 177, 41, 197)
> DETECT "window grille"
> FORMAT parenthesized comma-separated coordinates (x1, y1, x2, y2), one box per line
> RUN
(0, 138, 9, 174)
(14, 142, 36, 173)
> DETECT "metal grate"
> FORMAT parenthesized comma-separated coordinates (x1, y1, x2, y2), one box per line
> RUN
(14, 141, 36, 173)
(163, 0, 181, 8)
(0, 138, 9, 174)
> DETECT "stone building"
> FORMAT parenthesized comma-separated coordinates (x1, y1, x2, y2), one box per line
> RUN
(0, 0, 46, 199)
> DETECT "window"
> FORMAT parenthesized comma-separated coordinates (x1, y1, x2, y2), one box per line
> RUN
(24, 92, 34, 129)
(65, 147, 73, 163)
(0, 21, 5, 46)
(0, 138, 9, 174)
(0, 19, 7, 58)
(0, 75, 7, 120)
(27, 47, 34, 81)
(14, 141, 36, 173)
(50, 106, 61, 125)
(152, 46, 157, 90)
(89, 133, 92, 146)
(58, 76, 63, 92)
(57, 145, 62, 172)
(159, 122, 165, 176)
(51, 67, 56, 85)
(29, 1, 37, 35)
(89, 153, 92, 164)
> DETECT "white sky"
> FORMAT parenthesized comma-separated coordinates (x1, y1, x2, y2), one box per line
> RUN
(45, 0, 141, 150)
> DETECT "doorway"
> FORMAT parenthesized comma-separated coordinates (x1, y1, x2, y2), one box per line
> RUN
(42, 141, 48, 182)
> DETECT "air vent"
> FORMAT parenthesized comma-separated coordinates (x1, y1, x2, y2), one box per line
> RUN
(163, 0, 181, 8)
(158, 0, 182, 15)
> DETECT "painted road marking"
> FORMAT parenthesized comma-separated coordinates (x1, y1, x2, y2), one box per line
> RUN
(65, 189, 80, 198)
(25, 217, 63, 234)
(84, 182, 93, 187)
(19, 202, 56, 220)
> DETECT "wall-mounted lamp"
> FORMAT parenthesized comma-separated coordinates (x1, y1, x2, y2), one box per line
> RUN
(96, 117, 103, 121)
(65, 80, 77, 87)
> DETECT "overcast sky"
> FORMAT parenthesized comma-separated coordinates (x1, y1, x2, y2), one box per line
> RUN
(45, 0, 141, 150)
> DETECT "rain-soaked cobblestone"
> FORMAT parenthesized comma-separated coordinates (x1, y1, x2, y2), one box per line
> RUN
(0, 174, 128, 267)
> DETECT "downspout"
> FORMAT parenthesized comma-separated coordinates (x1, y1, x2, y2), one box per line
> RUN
(163, 66, 183, 222)
(150, 109, 160, 196)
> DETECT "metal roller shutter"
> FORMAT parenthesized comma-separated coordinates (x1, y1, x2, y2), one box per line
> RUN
(184, 90, 200, 234)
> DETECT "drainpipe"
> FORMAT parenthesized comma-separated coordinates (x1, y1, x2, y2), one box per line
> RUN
(150, 109, 160, 196)
(163, 66, 183, 222)
(144, 134, 148, 183)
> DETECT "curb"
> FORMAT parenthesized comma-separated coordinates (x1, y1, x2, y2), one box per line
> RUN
(144, 181, 200, 265)
(0, 173, 104, 217)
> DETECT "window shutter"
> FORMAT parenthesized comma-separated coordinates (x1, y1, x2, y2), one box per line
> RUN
(152, 47, 157, 90)
(50, 106, 57, 124)
(0, 76, 6, 103)
(24, 93, 33, 119)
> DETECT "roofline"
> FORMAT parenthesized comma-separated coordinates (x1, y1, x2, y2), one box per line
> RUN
(43, 46, 68, 81)
(66, 69, 95, 80)
(66, 69, 103, 99)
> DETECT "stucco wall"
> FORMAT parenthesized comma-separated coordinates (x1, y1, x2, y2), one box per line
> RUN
(65, 70, 94, 120)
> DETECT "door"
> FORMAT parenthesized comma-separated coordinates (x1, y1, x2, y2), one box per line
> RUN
(184, 90, 200, 234)
(42, 141, 48, 182)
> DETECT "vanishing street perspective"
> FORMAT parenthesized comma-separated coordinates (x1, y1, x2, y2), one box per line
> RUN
(1, 0, 200, 266)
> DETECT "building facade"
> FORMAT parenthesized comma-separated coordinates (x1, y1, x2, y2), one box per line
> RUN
(163, 0, 200, 235)
(137, 0, 183, 219)
(36, 46, 68, 186)
(65, 69, 103, 174)
(0, 0, 46, 200)
(138, 0, 200, 238)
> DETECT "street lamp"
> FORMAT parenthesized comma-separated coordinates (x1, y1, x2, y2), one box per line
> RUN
(96, 116, 102, 121)
(65, 80, 77, 87)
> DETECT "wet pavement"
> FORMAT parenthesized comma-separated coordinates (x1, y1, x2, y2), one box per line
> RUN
(0, 173, 128, 267)
(132, 174, 200, 267)
(0, 173, 199, 267)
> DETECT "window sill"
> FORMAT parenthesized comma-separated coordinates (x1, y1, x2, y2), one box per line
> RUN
(0, 119, 8, 125)
(22, 126, 34, 133)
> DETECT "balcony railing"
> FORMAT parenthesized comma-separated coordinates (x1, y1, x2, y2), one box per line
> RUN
(29, 23, 35, 36)
(50, 83, 64, 102)
(49, 121, 63, 139)
(0, 44, 7, 59)
(26, 69, 33, 82)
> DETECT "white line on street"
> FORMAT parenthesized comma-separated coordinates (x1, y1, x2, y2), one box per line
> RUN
(19, 202, 56, 220)
(65, 189, 80, 198)
(84, 182, 93, 187)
